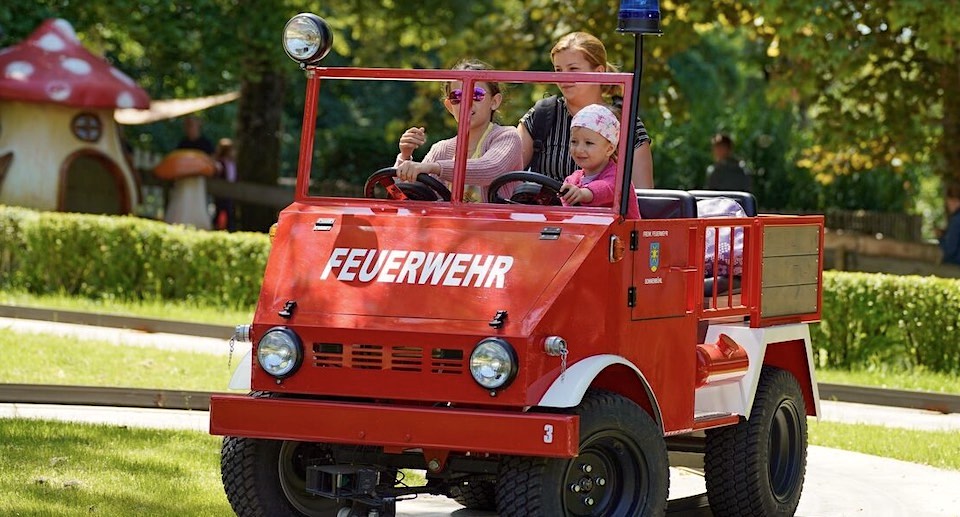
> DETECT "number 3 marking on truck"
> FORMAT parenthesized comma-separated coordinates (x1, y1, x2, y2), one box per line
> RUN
(543, 424, 554, 444)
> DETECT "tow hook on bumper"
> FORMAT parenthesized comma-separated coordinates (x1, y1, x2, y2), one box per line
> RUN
(306, 465, 436, 516)
(307, 465, 381, 501)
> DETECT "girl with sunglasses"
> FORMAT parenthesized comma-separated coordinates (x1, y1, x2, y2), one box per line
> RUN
(518, 31, 654, 189)
(395, 59, 522, 202)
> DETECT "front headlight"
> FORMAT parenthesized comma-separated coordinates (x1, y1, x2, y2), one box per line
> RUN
(282, 13, 333, 64)
(469, 338, 518, 390)
(256, 328, 303, 379)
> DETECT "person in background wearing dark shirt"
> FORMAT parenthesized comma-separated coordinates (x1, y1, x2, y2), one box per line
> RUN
(938, 182, 960, 265)
(705, 133, 751, 192)
(176, 115, 214, 155)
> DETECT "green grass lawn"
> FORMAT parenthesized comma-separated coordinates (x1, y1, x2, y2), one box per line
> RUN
(0, 419, 231, 517)
(0, 417, 956, 517)
(0, 290, 253, 327)
(0, 331, 232, 392)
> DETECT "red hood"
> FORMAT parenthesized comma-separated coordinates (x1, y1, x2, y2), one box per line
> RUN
(254, 204, 612, 331)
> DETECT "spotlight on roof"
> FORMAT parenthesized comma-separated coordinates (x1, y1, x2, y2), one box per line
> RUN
(282, 13, 333, 64)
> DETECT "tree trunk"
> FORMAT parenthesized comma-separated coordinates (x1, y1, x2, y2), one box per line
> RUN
(939, 53, 960, 185)
(236, 61, 286, 232)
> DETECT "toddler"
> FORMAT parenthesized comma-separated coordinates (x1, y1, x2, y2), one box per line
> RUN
(559, 104, 640, 218)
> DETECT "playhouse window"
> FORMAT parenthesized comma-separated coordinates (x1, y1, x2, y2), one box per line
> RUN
(71, 112, 102, 143)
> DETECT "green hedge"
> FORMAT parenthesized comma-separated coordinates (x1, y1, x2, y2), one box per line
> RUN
(3, 206, 959, 374)
(0, 206, 269, 308)
(812, 271, 960, 375)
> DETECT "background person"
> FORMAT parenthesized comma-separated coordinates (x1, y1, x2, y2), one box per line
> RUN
(939, 182, 960, 265)
(518, 31, 654, 188)
(212, 138, 238, 231)
(176, 115, 214, 155)
(395, 59, 522, 202)
(705, 133, 752, 192)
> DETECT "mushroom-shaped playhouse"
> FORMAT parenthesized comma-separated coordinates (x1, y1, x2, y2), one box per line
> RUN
(0, 18, 149, 215)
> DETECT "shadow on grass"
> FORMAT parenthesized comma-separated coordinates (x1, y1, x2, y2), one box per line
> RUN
(0, 418, 231, 516)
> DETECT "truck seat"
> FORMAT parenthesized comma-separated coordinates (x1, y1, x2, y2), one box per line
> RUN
(688, 190, 758, 217)
(703, 275, 740, 298)
(635, 189, 698, 219)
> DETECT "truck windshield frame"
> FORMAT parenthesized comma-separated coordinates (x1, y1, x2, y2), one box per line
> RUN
(294, 67, 634, 216)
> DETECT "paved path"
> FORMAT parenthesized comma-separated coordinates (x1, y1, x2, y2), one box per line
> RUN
(0, 315, 244, 355)
(819, 398, 960, 432)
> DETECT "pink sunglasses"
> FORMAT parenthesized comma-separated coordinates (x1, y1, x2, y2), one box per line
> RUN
(446, 86, 486, 105)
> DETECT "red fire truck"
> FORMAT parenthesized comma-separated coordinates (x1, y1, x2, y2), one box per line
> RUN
(210, 9, 823, 517)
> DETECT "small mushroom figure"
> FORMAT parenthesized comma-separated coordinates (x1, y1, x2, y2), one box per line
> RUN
(153, 149, 217, 230)
(0, 18, 150, 214)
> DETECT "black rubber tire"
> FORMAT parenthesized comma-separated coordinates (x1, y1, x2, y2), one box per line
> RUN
(221, 436, 343, 517)
(495, 389, 669, 516)
(449, 480, 497, 511)
(704, 366, 808, 516)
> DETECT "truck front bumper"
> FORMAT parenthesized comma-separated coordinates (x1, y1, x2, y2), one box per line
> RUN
(210, 395, 579, 458)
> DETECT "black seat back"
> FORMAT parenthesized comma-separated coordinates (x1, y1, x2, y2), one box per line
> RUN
(688, 190, 758, 216)
(635, 189, 697, 219)
(703, 276, 741, 297)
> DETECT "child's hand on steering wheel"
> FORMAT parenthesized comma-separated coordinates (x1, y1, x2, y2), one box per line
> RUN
(396, 160, 440, 182)
(559, 183, 593, 205)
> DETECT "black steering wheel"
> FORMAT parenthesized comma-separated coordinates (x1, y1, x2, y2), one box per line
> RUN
(486, 171, 564, 205)
(363, 167, 452, 201)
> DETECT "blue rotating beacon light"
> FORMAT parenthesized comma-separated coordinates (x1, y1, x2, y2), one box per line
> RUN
(617, 0, 662, 35)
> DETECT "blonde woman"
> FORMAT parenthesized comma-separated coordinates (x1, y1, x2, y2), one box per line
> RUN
(518, 31, 654, 189)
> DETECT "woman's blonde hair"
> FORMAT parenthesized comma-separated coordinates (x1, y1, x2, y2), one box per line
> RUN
(551, 32, 623, 97)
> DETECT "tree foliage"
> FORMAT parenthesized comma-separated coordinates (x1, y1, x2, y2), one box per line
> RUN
(708, 1, 960, 185)
(2, 1, 956, 219)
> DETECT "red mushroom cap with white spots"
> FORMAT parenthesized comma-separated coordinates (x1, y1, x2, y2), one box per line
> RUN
(0, 18, 149, 109)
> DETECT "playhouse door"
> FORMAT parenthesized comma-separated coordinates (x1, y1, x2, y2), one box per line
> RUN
(60, 152, 129, 215)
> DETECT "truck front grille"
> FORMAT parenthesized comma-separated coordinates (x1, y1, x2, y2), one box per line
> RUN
(312, 343, 464, 375)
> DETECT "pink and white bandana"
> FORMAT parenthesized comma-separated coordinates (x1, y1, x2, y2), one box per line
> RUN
(570, 104, 620, 147)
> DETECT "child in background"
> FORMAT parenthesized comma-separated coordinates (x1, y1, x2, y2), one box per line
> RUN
(559, 104, 640, 218)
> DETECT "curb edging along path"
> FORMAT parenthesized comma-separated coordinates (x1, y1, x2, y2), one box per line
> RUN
(0, 304, 233, 339)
